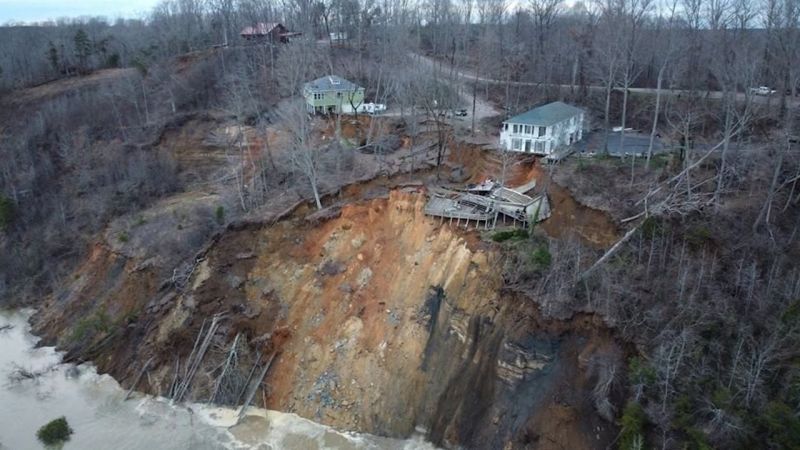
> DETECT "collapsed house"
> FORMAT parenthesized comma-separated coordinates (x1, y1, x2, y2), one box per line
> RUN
(424, 179, 550, 229)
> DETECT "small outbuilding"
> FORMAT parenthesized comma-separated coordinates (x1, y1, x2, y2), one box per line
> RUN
(499, 101, 584, 156)
(303, 75, 365, 115)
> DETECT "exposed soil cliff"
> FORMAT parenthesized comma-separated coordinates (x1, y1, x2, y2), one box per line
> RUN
(33, 188, 621, 449)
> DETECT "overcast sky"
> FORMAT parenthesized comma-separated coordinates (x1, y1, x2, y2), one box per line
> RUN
(0, 0, 161, 24)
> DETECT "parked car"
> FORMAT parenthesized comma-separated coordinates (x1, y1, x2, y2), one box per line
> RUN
(750, 86, 776, 96)
(454, 108, 468, 117)
(357, 103, 387, 115)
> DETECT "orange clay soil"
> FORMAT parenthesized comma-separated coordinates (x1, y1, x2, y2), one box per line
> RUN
(33, 190, 622, 448)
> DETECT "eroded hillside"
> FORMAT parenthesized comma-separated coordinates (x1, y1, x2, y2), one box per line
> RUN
(33, 189, 620, 449)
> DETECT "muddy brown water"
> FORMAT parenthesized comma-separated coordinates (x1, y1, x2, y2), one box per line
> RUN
(0, 310, 437, 450)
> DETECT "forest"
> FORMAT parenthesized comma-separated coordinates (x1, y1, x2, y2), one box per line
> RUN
(1, 0, 800, 449)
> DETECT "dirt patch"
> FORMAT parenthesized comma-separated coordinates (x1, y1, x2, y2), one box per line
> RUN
(447, 142, 534, 186)
(530, 163, 620, 249)
(319, 115, 398, 146)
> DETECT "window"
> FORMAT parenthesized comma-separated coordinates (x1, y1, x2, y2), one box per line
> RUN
(524, 125, 532, 134)
(513, 124, 519, 134)
(504, 123, 508, 131)
(512, 138, 522, 150)
(538, 126, 546, 137)
(535, 141, 545, 153)
(336, 92, 342, 98)
(313, 93, 324, 100)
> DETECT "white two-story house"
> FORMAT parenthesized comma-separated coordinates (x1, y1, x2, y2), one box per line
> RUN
(499, 101, 584, 156)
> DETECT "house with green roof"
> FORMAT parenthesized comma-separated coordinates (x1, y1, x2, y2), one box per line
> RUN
(499, 101, 584, 155)
(303, 75, 365, 115)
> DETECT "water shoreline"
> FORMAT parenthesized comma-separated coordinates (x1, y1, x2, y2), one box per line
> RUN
(0, 309, 436, 450)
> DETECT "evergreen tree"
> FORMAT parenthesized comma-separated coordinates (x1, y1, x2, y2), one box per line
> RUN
(73, 29, 92, 72)
(47, 41, 59, 73)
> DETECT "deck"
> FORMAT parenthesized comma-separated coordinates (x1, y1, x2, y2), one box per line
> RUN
(424, 184, 550, 228)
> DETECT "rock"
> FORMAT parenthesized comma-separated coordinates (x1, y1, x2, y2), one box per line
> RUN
(495, 339, 556, 385)
(65, 366, 80, 379)
(449, 165, 470, 183)
(305, 205, 342, 223)
(159, 292, 177, 306)
(252, 332, 271, 345)
(319, 260, 346, 276)
(226, 274, 244, 289)
(243, 304, 262, 319)
(146, 291, 176, 312)
(351, 236, 365, 249)
(183, 295, 197, 309)
(356, 267, 373, 288)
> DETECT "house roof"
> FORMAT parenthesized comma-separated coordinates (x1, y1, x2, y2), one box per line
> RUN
(304, 75, 362, 92)
(505, 101, 583, 126)
(240, 22, 282, 36)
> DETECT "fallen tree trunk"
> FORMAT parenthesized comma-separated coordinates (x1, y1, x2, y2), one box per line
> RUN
(237, 352, 277, 422)
(125, 356, 154, 400)
(579, 223, 641, 281)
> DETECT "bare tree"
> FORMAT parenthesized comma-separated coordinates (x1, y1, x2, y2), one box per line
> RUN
(591, 4, 624, 154)
(411, 75, 459, 179)
(646, 0, 681, 168)
(277, 101, 324, 210)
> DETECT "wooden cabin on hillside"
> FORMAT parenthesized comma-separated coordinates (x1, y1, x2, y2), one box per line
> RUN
(240, 22, 301, 43)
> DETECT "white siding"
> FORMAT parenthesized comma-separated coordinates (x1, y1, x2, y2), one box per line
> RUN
(499, 112, 584, 155)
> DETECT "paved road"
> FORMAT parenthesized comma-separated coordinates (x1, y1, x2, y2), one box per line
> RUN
(409, 52, 501, 124)
(411, 52, 800, 109)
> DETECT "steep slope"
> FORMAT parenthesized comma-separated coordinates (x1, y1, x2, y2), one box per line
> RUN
(33, 189, 620, 448)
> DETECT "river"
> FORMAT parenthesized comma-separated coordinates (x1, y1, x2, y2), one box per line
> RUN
(0, 310, 436, 450)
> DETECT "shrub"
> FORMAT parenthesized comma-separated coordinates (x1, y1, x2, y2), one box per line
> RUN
(36, 417, 73, 445)
(683, 427, 712, 450)
(686, 225, 713, 248)
(640, 216, 661, 239)
(530, 246, 552, 269)
(672, 396, 712, 450)
(619, 401, 647, 450)
(0, 195, 14, 231)
(673, 394, 694, 429)
(106, 53, 120, 68)
(215, 205, 225, 224)
(649, 154, 670, 169)
(118, 231, 129, 243)
(780, 299, 800, 325)
(576, 156, 588, 172)
(759, 401, 800, 449)
(491, 229, 528, 242)
(70, 311, 112, 343)
(628, 356, 656, 387)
